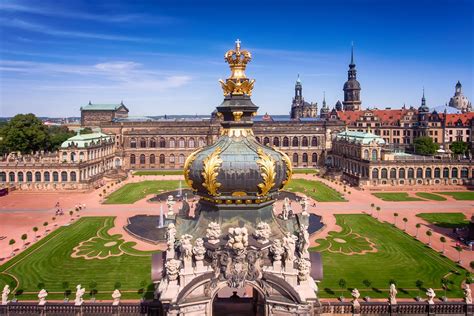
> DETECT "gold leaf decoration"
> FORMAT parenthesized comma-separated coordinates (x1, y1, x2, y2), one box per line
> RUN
(273, 147, 293, 189)
(202, 147, 223, 196)
(184, 148, 201, 190)
(256, 148, 276, 196)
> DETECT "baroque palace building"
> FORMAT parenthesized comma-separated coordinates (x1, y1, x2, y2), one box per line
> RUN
(1, 48, 473, 190)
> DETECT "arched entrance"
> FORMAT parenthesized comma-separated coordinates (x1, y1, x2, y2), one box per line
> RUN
(114, 157, 122, 168)
(212, 284, 265, 316)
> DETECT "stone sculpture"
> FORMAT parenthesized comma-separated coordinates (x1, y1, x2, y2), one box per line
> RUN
(254, 222, 271, 244)
(192, 238, 206, 261)
(206, 222, 221, 244)
(464, 284, 472, 304)
(282, 197, 290, 220)
(166, 195, 176, 217)
(179, 234, 193, 261)
(165, 259, 181, 282)
(298, 224, 310, 259)
(2, 285, 10, 305)
(270, 239, 284, 262)
(283, 232, 297, 262)
(112, 289, 121, 306)
(299, 196, 309, 216)
(227, 227, 249, 254)
(296, 259, 310, 282)
(38, 289, 48, 305)
(166, 223, 177, 258)
(74, 285, 85, 306)
(426, 288, 436, 304)
(351, 288, 360, 307)
(389, 283, 397, 304)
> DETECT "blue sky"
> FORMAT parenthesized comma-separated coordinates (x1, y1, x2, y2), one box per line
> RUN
(0, 0, 472, 117)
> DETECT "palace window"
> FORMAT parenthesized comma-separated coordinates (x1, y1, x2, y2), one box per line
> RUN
(371, 149, 377, 161)
(70, 152, 76, 162)
(140, 138, 147, 148)
(189, 138, 195, 148)
(312, 153, 317, 163)
(273, 137, 280, 147)
(159, 138, 166, 148)
(302, 137, 308, 147)
(35, 172, 41, 182)
(44, 172, 50, 182)
(255, 137, 261, 143)
(130, 154, 136, 164)
(61, 171, 68, 182)
(302, 153, 308, 163)
(425, 168, 432, 178)
(452, 168, 458, 178)
(53, 172, 59, 182)
(292, 137, 299, 147)
(9, 172, 15, 182)
(283, 137, 289, 147)
(311, 137, 318, 147)
(398, 168, 405, 178)
(408, 168, 414, 179)
(169, 154, 175, 163)
(293, 153, 298, 163)
(198, 138, 206, 147)
(0, 172, 6, 182)
(178, 138, 185, 148)
(26, 171, 33, 182)
(130, 138, 137, 148)
(169, 138, 175, 148)
(390, 168, 396, 179)
(381, 168, 388, 179)
(263, 137, 270, 145)
(416, 168, 423, 178)
(178, 154, 185, 164)
(70, 171, 77, 182)
(140, 154, 146, 164)
(150, 138, 156, 148)
(150, 154, 156, 164)
(434, 168, 441, 178)
(372, 168, 379, 179)
(443, 168, 449, 178)
(461, 168, 468, 179)
(159, 154, 165, 164)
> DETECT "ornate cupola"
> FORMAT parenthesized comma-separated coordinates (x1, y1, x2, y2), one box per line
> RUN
(342, 43, 362, 111)
(184, 40, 292, 206)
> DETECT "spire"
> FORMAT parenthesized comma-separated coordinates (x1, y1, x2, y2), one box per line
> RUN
(296, 73, 301, 84)
(350, 41, 354, 65)
(422, 87, 426, 106)
(323, 91, 327, 108)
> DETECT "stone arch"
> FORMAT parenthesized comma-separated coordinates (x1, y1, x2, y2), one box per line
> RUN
(311, 136, 318, 147)
(26, 171, 33, 182)
(390, 168, 396, 179)
(372, 168, 379, 179)
(159, 137, 166, 148)
(292, 153, 298, 164)
(452, 167, 458, 178)
(140, 138, 147, 148)
(263, 137, 270, 145)
(312, 153, 317, 163)
(398, 168, 405, 179)
(302, 153, 308, 163)
(371, 149, 377, 160)
(292, 137, 299, 147)
(35, 171, 41, 182)
(150, 154, 156, 164)
(282, 137, 289, 147)
(9, 172, 15, 182)
(302, 136, 308, 147)
(434, 167, 441, 178)
(416, 168, 423, 179)
(425, 167, 432, 178)
(0, 172, 6, 182)
(150, 138, 157, 148)
(273, 137, 280, 147)
(381, 168, 388, 179)
(130, 154, 136, 165)
(363, 149, 369, 160)
(159, 154, 165, 164)
(140, 154, 146, 165)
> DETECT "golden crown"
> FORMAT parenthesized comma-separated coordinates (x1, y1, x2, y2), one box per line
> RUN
(219, 39, 255, 96)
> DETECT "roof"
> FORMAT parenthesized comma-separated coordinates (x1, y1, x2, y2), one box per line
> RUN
(336, 130, 386, 145)
(337, 109, 417, 126)
(441, 112, 474, 126)
(81, 103, 128, 111)
(61, 132, 113, 148)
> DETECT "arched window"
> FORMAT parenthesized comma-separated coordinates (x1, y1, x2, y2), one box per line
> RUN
(178, 154, 185, 164)
(434, 168, 441, 178)
(311, 137, 318, 147)
(53, 172, 59, 182)
(169, 154, 175, 163)
(390, 168, 396, 179)
(255, 137, 261, 143)
(169, 138, 176, 148)
(292, 137, 299, 147)
(372, 168, 379, 179)
(461, 168, 468, 179)
(70, 152, 76, 162)
(263, 137, 270, 145)
(293, 153, 299, 163)
(283, 137, 289, 147)
(381, 168, 388, 179)
(0, 172, 6, 182)
(26, 171, 33, 182)
(9, 172, 15, 182)
(363, 149, 369, 160)
(302, 136, 308, 147)
(44, 172, 50, 182)
(159, 138, 166, 148)
(302, 153, 308, 163)
(130, 154, 136, 164)
(273, 137, 280, 147)
(371, 149, 377, 161)
(61, 171, 68, 182)
(312, 153, 317, 163)
(443, 168, 449, 178)
(399, 168, 405, 179)
(425, 168, 432, 178)
(159, 154, 165, 164)
(150, 154, 156, 164)
(198, 138, 206, 147)
(452, 167, 458, 178)
(150, 138, 156, 148)
(62, 152, 67, 161)
(140, 154, 146, 164)
(189, 138, 195, 148)
(140, 138, 147, 148)
(35, 171, 41, 182)
(416, 168, 423, 178)
(178, 138, 185, 148)
(70, 171, 77, 182)
(79, 152, 85, 161)
(408, 168, 414, 179)
(130, 138, 137, 148)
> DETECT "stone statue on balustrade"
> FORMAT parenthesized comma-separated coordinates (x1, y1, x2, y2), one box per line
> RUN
(166, 223, 177, 258)
(299, 196, 309, 216)
(389, 283, 397, 304)
(426, 288, 436, 304)
(254, 222, 271, 244)
(270, 239, 284, 272)
(296, 259, 310, 282)
(179, 234, 193, 271)
(464, 284, 472, 304)
(227, 227, 248, 255)
(206, 222, 221, 244)
(1, 285, 9, 305)
(166, 195, 176, 217)
(283, 232, 297, 262)
(281, 197, 291, 220)
(298, 224, 310, 259)
(74, 285, 85, 306)
(112, 289, 121, 305)
(38, 289, 48, 305)
(351, 288, 360, 307)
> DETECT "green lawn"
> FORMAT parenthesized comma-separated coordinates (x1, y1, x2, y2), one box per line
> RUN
(293, 168, 319, 175)
(133, 170, 184, 176)
(435, 191, 474, 201)
(0, 217, 154, 301)
(312, 214, 466, 298)
(414, 192, 447, 201)
(372, 192, 424, 202)
(285, 179, 346, 202)
(104, 180, 181, 204)
(416, 213, 469, 229)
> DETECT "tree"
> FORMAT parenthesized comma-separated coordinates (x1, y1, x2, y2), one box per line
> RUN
(338, 278, 347, 299)
(415, 223, 421, 237)
(362, 279, 372, 291)
(9, 239, 16, 255)
(441, 278, 449, 298)
(33, 226, 39, 241)
(69, 210, 74, 219)
(47, 125, 75, 151)
(0, 114, 50, 154)
(426, 230, 432, 245)
(413, 136, 440, 156)
(21, 234, 27, 248)
(393, 213, 399, 226)
(440, 236, 446, 254)
(470, 261, 474, 270)
(455, 246, 463, 264)
(450, 141, 468, 156)
(415, 280, 424, 297)
(80, 127, 94, 135)
(402, 218, 408, 231)
(376, 207, 381, 218)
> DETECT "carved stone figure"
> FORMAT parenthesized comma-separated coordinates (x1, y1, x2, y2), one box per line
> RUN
(297, 259, 310, 282)
(166, 195, 176, 217)
(192, 238, 206, 261)
(299, 196, 309, 216)
(389, 283, 398, 304)
(2, 285, 10, 305)
(270, 239, 284, 262)
(74, 285, 85, 306)
(254, 222, 271, 244)
(283, 232, 297, 262)
(38, 289, 48, 305)
(351, 288, 360, 307)
(206, 222, 221, 244)
(179, 234, 193, 260)
(112, 289, 121, 306)
(464, 284, 472, 304)
(282, 197, 290, 220)
(165, 259, 181, 282)
(227, 227, 249, 254)
(298, 224, 310, 259)
(166, 223, 177, 258)
(426, 288, 436, 304)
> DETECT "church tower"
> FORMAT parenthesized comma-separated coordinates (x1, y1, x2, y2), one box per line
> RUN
(320, 92, 329, 119)
(290, 75, 317, 119)
(342, 44, 362, 111)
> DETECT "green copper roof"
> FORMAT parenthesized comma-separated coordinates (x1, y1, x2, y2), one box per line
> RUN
(336, 130, 386, 145)
(61, 132, 113, 148)
(81, 103, 123, 111)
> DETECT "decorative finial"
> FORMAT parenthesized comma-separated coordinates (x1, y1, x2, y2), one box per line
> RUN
(88, 100, 92, 105)
(351, 41, 354, 65)
(219, 39, 255, 96)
